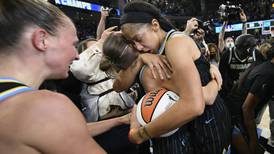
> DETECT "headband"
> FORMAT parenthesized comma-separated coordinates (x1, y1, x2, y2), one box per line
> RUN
(120, 12, 155, 26)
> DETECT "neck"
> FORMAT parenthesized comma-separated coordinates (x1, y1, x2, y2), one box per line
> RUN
(0, 54, 48, 89)
(158, 30, 168, 50)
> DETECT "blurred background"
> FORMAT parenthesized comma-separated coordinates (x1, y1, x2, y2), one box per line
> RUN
(47, 0, 273, 43)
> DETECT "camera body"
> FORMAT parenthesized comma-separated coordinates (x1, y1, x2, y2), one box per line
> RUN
(196, 19, 215, 35)
(218, 3, 242, 21)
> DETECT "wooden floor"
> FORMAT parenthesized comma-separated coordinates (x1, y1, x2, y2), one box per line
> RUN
(258, 106, 270, 138)
(258, 106, 272, 154)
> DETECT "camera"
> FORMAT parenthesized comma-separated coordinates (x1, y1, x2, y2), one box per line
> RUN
(218, 2, 242, 21)
(196, 19, 215, 35)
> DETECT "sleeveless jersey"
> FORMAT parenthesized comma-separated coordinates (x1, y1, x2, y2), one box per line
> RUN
(0, 77, 33, 102)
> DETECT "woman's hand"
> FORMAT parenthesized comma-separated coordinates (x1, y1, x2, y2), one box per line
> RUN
(128, 105, 143, 144)
(239, 9, 247, 22)
(139, 53, 172, 80)
(100, 26, 118, 42)
(183, 17, 199, 35)
(209, 64, 222, 90)
(118, 113, 131, 125)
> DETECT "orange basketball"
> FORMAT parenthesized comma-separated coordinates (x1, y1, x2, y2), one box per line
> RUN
(136, 88, 179, 137)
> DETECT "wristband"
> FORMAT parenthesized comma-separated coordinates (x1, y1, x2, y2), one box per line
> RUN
(128, 127, 151, 144)
(128, 128, 143, 144)
(143, 126, 152, 138)
(138, 127, 150, 141)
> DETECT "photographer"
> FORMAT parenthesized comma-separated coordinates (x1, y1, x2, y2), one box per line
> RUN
(218, 9, 265, 99)
(218, 9, 247, 54)
(183, 18, 210, 57)
(219, 33, 264, 100)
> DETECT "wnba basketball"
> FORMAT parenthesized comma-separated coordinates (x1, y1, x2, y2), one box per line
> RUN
(136, 88, 179, 137)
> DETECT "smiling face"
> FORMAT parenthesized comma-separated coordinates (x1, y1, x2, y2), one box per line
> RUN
(45, 18, 79, 79)
(121, 22, 163, 54)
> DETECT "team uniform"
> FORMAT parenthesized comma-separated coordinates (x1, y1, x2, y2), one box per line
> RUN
(0, 77, 33, 102)
(225, 61, 274, 141)
(219, 47, 264, 99)
(139, 30, 231, 154)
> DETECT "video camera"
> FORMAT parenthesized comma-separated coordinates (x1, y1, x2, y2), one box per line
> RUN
(218, 2, 242, 21)
(195, 19, 215, 35)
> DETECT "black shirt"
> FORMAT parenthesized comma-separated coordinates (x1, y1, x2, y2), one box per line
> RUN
(219, 47, 264, 99)
(225, 60, 274, 118)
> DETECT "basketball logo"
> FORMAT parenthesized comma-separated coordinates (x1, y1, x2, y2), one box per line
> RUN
(136, 88, 179, 137)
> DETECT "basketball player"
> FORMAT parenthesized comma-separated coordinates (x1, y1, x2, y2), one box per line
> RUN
(103, 32, 226, 153)
(101, 2, 231, 153)
(0, 0, 106, 153)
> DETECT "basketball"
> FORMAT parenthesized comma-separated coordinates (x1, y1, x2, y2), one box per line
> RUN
(136, 88, 179, 137)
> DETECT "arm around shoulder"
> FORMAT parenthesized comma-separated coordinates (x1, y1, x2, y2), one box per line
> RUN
(144, 36, 205, 137)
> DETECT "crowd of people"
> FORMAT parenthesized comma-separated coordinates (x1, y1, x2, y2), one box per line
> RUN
(0, 0, 273, 154)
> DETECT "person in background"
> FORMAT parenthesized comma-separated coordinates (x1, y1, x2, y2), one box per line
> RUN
(183, 18, 210, 57)
(259, 42, 272, 60)
(0, 0, 105, 153)
(224, 46, 274, 154)
(207, 43, 221, 67)
(218, 9, 247, 54)
(219, 34, 264, 99)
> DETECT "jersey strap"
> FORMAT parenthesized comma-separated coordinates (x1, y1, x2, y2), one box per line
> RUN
(157, 29, 176, 55)
(0, 77, 33, 102)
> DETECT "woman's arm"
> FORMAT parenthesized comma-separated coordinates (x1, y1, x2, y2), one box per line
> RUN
(242, 93, 261, 154)
(87, 114, 130, 136)
(141, 63, 220, 105)
(239, 9, 247, 35)
(96, 8, 109, 40)
(113, 54, 172, 92)
(202, 80, 219, 105)
(218, 21, 227, 53)
(203, 64, 223, 105)
(139, 35, 205, 139)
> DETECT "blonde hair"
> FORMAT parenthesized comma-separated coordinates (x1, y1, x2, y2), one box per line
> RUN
(259, 42, 272, 59)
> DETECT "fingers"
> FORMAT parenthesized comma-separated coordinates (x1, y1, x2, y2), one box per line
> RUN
(105, 26, 117, 32)
(154, 62, 165, 80)
(148, 61, 171, 80)
(186, 17, 199, 32)
(188, 17, 198, 22)
(210, 65, 222, 90)
(130, 105, 140, 129)
(113, 30, 122, 35)
(147, 62, 158, 79)
(158, 61, 171, 79)
(100, 26, 118, 40)
(160, 55, 172, 72)
(140, 53, 172, 80)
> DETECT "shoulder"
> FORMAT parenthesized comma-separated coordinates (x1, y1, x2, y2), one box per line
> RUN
(165, 33, 200, 60)
(167, 33, 195, 47)
(26, 90, 82, 119)
(17, 90, 89, 151)
(11, 90, 83, 128)
(165, 34, 197, 51)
